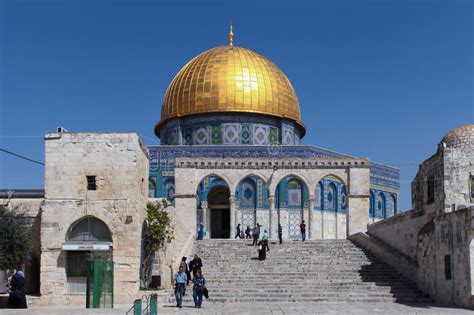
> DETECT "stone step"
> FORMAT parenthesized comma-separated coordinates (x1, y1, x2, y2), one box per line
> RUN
(189, 239, 432, 304)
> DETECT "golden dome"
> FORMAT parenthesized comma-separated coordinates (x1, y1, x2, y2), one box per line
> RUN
(156, 45, 305, 136)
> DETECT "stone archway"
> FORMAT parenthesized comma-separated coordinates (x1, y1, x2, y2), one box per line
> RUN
(208, 186, 231, 238)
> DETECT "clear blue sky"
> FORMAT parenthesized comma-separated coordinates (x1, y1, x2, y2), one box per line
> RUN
(1, 0, 472, 211)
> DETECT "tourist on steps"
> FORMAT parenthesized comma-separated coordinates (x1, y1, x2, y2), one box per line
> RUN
(278, 223, 283, 244)
(174, 265, 187, 308)
(257, 239, 266, 260)
(190, 254, 203, 278)
(197, 222, 204, 240)
(245, 225, 251, 239)
(262, 229, 270, 251)
(235, 223, 242, 238)
(300, 220, 306, 241)
(180, 257, 190, 294)
(192, 269, 206, 308)
(252, 224, 258, 246)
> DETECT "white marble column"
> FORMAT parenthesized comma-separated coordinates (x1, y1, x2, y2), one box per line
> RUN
(229, 195, 236, 238)
(201, 201, 208, 239)
(268, 196, 276, 239)
(308, 198, 315, 240)
(320, 208, 324, 239)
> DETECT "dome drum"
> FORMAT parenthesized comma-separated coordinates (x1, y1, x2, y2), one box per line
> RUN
(159, 113, 301, 146)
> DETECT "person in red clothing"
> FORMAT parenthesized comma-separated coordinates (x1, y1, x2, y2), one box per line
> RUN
(300, 220, 306, 241)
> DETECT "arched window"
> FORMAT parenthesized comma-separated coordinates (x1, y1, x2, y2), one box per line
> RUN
(327, 183, 337, 210)
(68, 217, 112, 242)
(370, 191, 375, 217)
(341, 186, 347, 211)
(164, 179, 175, 202)
(315, 182, 323, 209)
(287, 178, 302, 207)
(387, 195, 396, 217)
(148, 179, 156, 198)
(239, 178, 256, 209)
(376, 193, 386, 218)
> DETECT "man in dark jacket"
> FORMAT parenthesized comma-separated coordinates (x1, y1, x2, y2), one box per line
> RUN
(189, 254, 203, 278)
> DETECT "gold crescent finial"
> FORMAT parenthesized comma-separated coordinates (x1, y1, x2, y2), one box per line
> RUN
(229, 20, 234, 47)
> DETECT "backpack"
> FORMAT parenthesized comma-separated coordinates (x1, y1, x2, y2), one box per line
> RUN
(195, 277, 205, 293)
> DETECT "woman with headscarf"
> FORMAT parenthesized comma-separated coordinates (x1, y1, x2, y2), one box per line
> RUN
(7, 270, 27, 308)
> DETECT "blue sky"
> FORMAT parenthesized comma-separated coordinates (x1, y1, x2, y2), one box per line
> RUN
(1, 0, 472, 211)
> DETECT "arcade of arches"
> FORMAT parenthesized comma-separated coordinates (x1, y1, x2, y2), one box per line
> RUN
(176, 157, 373, 240)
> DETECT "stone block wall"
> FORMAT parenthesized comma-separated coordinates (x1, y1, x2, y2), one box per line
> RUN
(416, 207, 473, 308)
(40, 132, 149, 306)
(366, 206, 474, 309)
(443, 146, 474, 211)
(368, 210, 428, 260)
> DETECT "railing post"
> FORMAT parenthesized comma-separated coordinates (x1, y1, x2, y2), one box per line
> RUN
(133, 299, 141, 315)
(150, 293, 158, 315)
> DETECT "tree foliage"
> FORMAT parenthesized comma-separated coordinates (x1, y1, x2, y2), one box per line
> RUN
(141, 199, 174, 288)
(0, 206, 32, 271)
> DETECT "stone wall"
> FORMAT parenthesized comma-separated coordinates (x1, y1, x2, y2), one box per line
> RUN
(443, 146, 474, 211)
(368, 210, 428, 260)
(416, 207, 473, 308)
(150, 199, 196, 289)
(40, 132, 149, 306)
(366, 206, 474, 309)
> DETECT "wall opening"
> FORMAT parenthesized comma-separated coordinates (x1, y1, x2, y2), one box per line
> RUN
(208, 186, 230, 238)
(444, 254, 452, 280)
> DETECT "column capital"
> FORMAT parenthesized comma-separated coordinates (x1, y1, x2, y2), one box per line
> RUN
(229, 195, 237, 204)
(200, 201, 208, 209)
(268, 196, 275, 203)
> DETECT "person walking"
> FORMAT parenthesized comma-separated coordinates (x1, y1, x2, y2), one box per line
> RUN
(180, 257, 190, 295)
(174, 265, 187, 308)
(235, 223, 241, 239)
(183, 257, 192, 285)
(190, 254, 203, 278)
(245, 225, 251, 239)
(300, 220, 306, 241)
(278, 223, 283, 244)
(197, 222, 204, 240)
(253, 224, 261, 246)
(257, 239, 266, 260)
(262, 229, 270, 252)
(192, 269, 206, 308)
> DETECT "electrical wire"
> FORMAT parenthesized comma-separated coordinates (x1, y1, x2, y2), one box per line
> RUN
(0, 148, 44, 166)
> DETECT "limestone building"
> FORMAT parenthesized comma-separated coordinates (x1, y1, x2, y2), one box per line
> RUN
(353, 124, 474, 309)
(2, 33, 409, 305)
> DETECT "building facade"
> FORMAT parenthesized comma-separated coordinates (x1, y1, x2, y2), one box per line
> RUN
(1, 35, 404, 306)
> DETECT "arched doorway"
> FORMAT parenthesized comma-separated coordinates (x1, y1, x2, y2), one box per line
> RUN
(208, 186, 231, 238)
(62, 216, 113, 294)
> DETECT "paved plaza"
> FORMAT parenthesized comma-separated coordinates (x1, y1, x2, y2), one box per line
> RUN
(1, 302, 472, 315)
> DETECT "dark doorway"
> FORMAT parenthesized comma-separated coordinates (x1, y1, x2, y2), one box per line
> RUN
(210, 208, 230, 238)
(208, 186, 230, 238)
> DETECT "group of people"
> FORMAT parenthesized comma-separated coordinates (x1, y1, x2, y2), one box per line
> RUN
(235, 220, 307, 260)
(5, 270, 27, 309)
(174, 254, 206, 308)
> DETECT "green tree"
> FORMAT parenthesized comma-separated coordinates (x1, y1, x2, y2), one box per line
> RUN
(141, 199, 174, 288)
(0, 206, 32, 271)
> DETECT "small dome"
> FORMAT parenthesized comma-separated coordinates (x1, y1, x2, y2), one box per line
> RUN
(440, 124, 474, 148)
(156, 45, 305, 137)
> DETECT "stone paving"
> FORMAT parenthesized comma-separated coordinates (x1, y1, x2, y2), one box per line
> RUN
(1, 302, 472, 315)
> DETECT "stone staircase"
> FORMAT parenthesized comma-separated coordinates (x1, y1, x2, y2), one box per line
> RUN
(179, 239, 433, 303)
